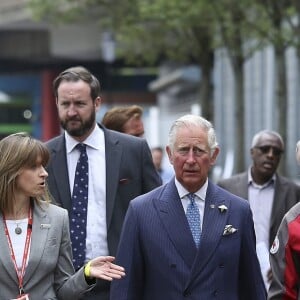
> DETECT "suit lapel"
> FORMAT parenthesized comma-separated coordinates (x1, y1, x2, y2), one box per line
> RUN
(270, 176, 287, 235)
(271, 175, 286, 214)
(50, 137, 72, 211)
(154, 181, 198, 268)
(188, 182, 230, 282)
(23, 203, 50, 285)
(236, 173, 249, 200)
(104, 129, 122, 228)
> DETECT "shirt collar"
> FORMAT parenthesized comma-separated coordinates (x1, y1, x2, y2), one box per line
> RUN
(247, 167, 276, 188)
(65, 125, 104, 153)
(175, 177, 208, 201)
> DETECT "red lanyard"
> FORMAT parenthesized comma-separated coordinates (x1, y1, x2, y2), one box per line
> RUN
(3, 206, 33, 295)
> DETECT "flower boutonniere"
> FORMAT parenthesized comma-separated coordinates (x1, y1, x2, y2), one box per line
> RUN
(218, 204, 228, 213)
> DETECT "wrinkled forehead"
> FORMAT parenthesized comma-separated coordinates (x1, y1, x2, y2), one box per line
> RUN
(175, 126, 208, 145)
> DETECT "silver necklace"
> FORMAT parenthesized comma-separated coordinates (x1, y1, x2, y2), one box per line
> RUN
(15, 222, 22, 235)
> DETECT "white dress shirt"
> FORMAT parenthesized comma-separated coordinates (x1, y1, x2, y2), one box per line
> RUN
(248, 172, 275, 246)
(175, 178, 207, 230)
(65, 125, 108, 260)
(248, 170, 275, 289)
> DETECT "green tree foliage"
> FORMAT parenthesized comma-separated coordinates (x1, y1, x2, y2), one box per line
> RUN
(29, 0, 213, 64)
(211, 0, 296, 174)
(210, 0, 265, 173)
(29, 0, 216, 121)
(247, 0, 295, 175)
(29, 0, 300, 175)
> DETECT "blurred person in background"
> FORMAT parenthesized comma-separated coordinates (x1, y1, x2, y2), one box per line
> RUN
(268, 140, 300, 299)
(296, 140, 300, 165)
(0, 133, 125, 300)
(218, 130, 300, 289)
(102, 105, 144, 137)
(151, 146, 174, 184)
(45, 66, 161, 300)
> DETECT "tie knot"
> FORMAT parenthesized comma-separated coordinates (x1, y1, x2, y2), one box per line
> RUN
(187, 193, 196, 203)
(76, 143, 86, 154)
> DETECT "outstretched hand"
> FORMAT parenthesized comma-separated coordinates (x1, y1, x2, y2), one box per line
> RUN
(89, 256, 125, 281)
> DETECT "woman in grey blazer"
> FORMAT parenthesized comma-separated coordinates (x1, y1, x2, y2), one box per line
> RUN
(0, 133, 125, 300)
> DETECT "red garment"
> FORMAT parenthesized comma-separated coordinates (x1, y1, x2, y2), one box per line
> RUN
(269, 202, 300, 300)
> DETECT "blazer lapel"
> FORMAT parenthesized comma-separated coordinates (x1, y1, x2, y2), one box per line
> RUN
(235, 173, 248, 200)
(188, 182, 230, 282)
(154, 181, 198, 268)
(269, 176, 287, 238)
(23, 203, 50, 285)
(50, 137, 72, 211)
(104, 129, 122, 229)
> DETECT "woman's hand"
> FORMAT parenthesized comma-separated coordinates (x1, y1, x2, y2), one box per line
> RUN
(88, 256, 125, 281)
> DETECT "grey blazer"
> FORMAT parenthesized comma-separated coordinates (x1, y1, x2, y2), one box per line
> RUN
(217, 172, 300, 247)
(45, 125, 161, 300)
(0, 202, 92, 300)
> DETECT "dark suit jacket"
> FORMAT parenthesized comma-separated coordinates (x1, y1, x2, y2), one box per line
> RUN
(217, 172, 300, 247)
(110, 180, 266, 300)
(45, 125, 161, 300)
(0, 202, 93, 300)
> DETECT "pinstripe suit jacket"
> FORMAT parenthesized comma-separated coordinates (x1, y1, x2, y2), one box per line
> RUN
(217, 172, 300, 248)
(0, 202, 92, 300)
(110, 180, 266, 300)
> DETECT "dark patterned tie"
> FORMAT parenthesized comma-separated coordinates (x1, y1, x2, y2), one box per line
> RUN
(186, 193, 201, 247)
(70, 143, 88, 270)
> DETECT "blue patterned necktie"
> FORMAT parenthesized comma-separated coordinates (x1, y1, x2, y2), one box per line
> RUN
(70, 143, 89, 270)
(186, 193, 201, 247)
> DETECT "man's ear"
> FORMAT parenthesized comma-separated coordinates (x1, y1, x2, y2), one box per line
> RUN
(95, 97, 102, 111)
(210, 147, 220, 166)
(166, 146, 173, 165)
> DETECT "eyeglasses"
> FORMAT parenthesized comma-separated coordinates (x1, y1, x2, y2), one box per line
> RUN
(254, 146, 283, 156)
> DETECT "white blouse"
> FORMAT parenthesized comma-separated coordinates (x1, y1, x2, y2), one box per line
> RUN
(6, 218, 30, 269)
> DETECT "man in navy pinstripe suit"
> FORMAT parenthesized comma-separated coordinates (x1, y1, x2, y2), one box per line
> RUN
(110, 114, 266, 300)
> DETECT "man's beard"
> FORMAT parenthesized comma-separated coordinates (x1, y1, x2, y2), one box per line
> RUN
(60, 112, 96, 137)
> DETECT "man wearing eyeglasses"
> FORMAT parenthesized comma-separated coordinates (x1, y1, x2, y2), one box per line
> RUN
(218, 129, 300, 290)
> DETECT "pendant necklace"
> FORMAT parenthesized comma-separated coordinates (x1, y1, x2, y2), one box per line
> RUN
(3, 202, 32, 236)
(15, 222, 22, 235)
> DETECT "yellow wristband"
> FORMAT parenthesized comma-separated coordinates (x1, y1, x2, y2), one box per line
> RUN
(84, 260, 92, 278)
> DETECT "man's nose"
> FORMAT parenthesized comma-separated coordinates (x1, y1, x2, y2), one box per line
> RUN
(67, 105, 78, 116)
(186, 149, 197, 161)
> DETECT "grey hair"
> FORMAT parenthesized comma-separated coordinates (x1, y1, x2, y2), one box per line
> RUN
(251, 130, 284, 149)
(168, 114, 218, 156)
